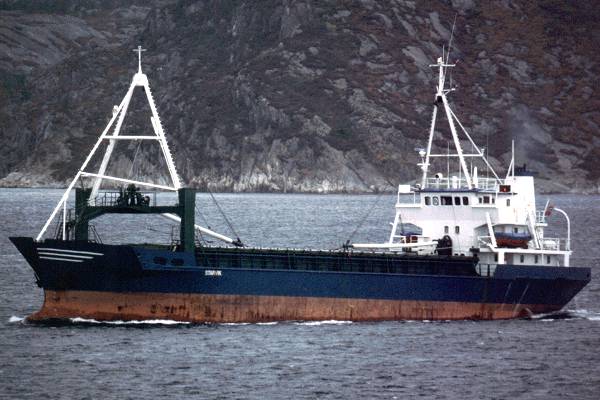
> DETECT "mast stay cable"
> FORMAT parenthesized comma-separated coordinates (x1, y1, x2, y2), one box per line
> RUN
(341, 191, 386, 249)
(206, 188, 243, 246)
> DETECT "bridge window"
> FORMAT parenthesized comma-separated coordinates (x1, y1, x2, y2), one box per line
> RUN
(462, 196, 469, 205)
(425, 196, 431, 205)
(454, 196, 461, 205)
(441, 196, 452, 205)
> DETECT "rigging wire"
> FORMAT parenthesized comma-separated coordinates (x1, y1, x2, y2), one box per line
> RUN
(206, 188, 242, 243)
(342, 191, 386, 248)
(146, 224, 177, 235)
(194, 203, 211, 229)
(128, 139, 143, 179)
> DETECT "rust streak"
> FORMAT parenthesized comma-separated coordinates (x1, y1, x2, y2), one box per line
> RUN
(28, 290, 558, 323)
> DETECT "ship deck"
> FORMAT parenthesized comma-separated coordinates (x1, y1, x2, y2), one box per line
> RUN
(193, 245, 479, 276)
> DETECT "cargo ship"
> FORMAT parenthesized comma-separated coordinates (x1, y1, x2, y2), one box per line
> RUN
(11, 47, 590, 322)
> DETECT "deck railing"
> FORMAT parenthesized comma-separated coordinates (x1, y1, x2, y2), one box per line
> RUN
(540, 237, 570, 251)
(90, 191, 158, 207)
(425, 177, 498, 191)
(536, 211, 547, 224)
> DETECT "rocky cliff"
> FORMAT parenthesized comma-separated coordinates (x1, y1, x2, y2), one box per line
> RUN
(1, 0, 599, 193)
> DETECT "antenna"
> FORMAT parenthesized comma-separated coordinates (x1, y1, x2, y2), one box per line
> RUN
(133, 45, 146, 74)
(445, 14, 458, 65)
(442, 14, 458, 85)
(486, 131, 490, 181)
(512, 139, 515, 180)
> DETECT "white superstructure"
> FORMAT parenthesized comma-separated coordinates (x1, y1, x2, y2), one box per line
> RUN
(354, 51, 571, 272)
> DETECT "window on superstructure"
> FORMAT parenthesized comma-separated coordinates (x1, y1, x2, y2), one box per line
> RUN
(455, 226, 460, 234)
(444, 226, 449, 234)
(492, 197, 496, 204)
(534, 255, 539, 264)
(507, 199, 511, 206)
(425, 196, 431, 205)
(547, 255, 551, 264)
(454, 197, 461, 205)
(513, 227, 519, 233)
(494, 253, 498, 262)
(441, 196, 452, 205)
(483, 196, 490, 204)
(463, 196, 469, 205)
(479, 197, 483, 204)
(520, 254, 525, 263)
(432, 196, 439, 206)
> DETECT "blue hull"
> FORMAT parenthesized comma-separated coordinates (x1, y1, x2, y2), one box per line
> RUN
(10, 237, 591, 322)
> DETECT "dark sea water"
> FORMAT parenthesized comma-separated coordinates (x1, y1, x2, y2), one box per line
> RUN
(1, 189, 599, 399)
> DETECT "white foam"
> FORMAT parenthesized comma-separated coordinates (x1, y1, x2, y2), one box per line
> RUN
(69, 317, 190, 325)
(256, 322, 278, 325)
(565, 309, 600, 321)
(8, 316, 24, 323)
(295, 320, 353, 326)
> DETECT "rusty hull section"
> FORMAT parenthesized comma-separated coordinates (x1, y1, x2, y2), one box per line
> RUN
(27, 290, 552, 323)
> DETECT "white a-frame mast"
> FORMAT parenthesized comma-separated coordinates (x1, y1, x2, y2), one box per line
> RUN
(36, 46, 240, 247)
(36, 46, 181, 241)
(89, 46, 181, 200)
(419, 54, 500, 190)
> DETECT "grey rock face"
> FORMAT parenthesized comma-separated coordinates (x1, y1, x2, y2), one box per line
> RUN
(1, 1, 599, 193)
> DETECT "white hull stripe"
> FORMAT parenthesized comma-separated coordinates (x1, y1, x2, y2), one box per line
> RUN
(39, 256, 83, 263)
(37, 248, 104, 256)
(38, 252, 93, 259)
